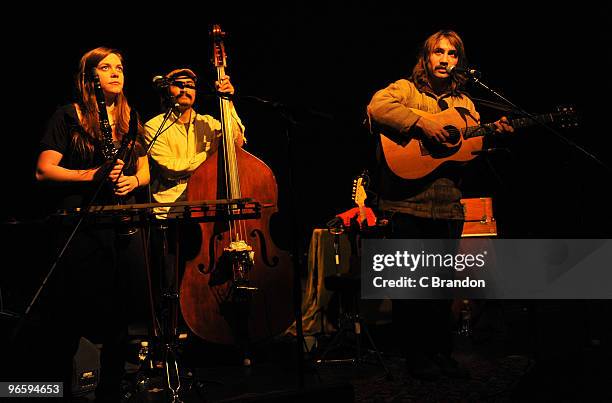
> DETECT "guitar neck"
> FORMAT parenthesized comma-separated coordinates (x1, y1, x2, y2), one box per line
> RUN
(464, 112, 558, 139)
(358, 205, 366, 223)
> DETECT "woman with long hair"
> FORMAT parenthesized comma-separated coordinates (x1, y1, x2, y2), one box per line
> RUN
(34, 46, 149, 401)
(37, 46, 148, 197)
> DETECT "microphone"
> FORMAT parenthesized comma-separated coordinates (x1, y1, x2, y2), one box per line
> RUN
(152, 75, 170, 89)
(152, 76, 180, 108)
(326, 217, 344, 268)
(446, 65, 481, 77)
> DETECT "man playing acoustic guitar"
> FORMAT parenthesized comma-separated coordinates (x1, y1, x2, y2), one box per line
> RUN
(367, 30, 513, 380)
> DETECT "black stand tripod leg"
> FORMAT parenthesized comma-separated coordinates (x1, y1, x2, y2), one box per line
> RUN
(300, 334, 323, 382)
(355, 318, 361, 362)
(162, 345, 183, 403)
(360, 319, 392, 379)
(316, 326, 350, 363)
(167, 223, 184, 401)
(144, 221, 185, 403)
(354, 289, 391, 378)
(141, 222, 160, 341)
(234, 291, 252, 367)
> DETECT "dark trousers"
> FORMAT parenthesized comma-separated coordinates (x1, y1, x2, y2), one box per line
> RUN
(388, 213, 463, 358)
(40, 225, 147, 400)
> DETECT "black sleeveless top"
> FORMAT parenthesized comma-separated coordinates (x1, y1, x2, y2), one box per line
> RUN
(39, 104, 145, 213)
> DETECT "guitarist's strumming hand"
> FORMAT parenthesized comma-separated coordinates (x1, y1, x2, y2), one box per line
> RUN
(493, 116, 514, 134)
(415, 115, 450, 143)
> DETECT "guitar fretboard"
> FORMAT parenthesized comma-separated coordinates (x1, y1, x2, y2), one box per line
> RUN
(464, 112, 563, 139)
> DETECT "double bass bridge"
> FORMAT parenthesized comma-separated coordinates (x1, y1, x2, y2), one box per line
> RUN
(225, 239, 258, 292)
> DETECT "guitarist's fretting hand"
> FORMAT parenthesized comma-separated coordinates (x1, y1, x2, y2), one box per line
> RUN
(415, 115, 450, 143)
(417, 115, 513, 143)
(493, 116, 514, 134)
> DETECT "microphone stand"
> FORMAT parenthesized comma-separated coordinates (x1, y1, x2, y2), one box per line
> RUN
(140, 97, 186, 402)
(275, 100, 306, 390)
(467, 73, 610, 173)
(146, 98, 180, 154)
(325, 217, 345, 275)
(237, 94, 332, 389)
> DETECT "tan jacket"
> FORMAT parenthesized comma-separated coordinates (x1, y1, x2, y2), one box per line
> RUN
(367, 79, 479, 220)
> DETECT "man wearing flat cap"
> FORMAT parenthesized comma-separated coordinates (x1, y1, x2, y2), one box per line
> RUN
(144, 68, 245, 217)
(144, 69, 245, 312)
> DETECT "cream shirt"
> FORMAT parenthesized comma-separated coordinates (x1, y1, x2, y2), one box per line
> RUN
(144, 107, 245, 217)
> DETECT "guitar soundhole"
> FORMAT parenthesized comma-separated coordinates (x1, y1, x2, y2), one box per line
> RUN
(445, 126, 461, 145)
(423, 126, 462, 158)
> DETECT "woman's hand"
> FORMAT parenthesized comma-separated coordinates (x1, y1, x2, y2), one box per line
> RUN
(108, 159, 125, 183)
(114, 174, 139, 196)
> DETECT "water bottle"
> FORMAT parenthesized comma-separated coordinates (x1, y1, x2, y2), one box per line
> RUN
(138, 341, 150, 364)
(135, 340, 152, 392)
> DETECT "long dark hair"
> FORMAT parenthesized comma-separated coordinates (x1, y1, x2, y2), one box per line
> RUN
(410, 30, 468, 96)
(72, 47, 133, 161)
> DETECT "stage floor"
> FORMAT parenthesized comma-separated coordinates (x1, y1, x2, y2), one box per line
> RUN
(67, 301, 611, 402)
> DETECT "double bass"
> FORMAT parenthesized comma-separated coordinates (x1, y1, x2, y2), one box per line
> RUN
(179, 25, 294, 345)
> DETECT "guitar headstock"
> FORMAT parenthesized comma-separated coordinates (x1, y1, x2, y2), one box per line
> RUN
(555, 105, 579, 129)
(352, 171, 369, 208)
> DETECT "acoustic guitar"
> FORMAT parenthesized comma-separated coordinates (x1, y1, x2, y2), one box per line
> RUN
(379, 105, 577, 179)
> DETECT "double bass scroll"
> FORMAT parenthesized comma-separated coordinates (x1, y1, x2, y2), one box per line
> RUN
(179, 24, 294, 345)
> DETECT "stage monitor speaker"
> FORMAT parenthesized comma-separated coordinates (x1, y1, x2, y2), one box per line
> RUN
(72, 337, 100, 396)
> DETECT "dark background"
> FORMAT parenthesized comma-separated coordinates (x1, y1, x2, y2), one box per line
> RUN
(1, 7, 610, 311)
(3, 7, 611, 235)
(1, 7, 611, 400)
